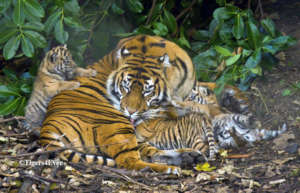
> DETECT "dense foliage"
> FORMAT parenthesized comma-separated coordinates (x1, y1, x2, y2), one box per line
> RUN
(0, 0, 296, 116)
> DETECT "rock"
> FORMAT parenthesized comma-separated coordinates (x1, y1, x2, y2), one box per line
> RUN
(285, 143, 299, 154)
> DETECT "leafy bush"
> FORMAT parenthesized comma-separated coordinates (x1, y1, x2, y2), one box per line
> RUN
(0, 0, 296, 116)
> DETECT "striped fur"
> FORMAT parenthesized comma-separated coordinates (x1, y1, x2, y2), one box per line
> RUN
(24, 45, 96, 130)
(39, 50, 181, 174)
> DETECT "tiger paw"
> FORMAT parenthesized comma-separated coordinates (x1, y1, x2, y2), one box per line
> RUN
(88, 69, 97, 77)
(69, 81, 81, 90)
(220, 86, 251, 115)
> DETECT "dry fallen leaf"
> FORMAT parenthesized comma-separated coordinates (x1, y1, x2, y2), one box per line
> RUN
(194, 162, 216, 172)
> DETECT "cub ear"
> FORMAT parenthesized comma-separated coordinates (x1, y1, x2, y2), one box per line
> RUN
(159, 54, 171, 67)
(63, 44, 67, 48)
(116, 47, 130, 59)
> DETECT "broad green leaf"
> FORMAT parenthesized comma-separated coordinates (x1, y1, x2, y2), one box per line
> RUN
(214, 46, 232, 57)
(23, 21, 44, 31)
(3, 35, 21, 60)
(282, 89, 292, 96)
(250, 66, 262, 75)
(152, 22, 168, 36)
(213, 7, 232, 21)
(245, 49, 262, 69)
(178, 34, 191, 48)
(163, 9, 177, 33)
(64, 0, 80, 16)
(24, 30, 47, 48)
(21, 36, 34, 57)
(126, 0, 144, 13)
(44, 10, 61, 34)
(0, 28, 18, 44)
(111, 3, 124, 15)
(0, 0, 11, 13)
(269, 36, 297, 50)
(193, 30, 209, 41)
(54, 20, 69, 43)
(191, 41, 208, 52)
(13, 0, 25, 25)
(262, 45, 277, 54)
(64, 16, 81, 28)
(242, 49, 252, 57)
(0, 85, 20, 97)
(2, 68, 18, 81)
(226, 54, 241, 66)
(24, 0, 45, 18)
(247, 21, 261, 49)
(219, 23, 232, 43)
(261, 18, 276, 37)
(14, 96, 26, 116)
(20, 83, 32, 94)
(233, 14, 244, 39)
(216, 0, 226, 6)
(0, 97, 21, 116)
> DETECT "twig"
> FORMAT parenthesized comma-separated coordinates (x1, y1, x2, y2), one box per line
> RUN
(0, 116, 25, 124)
(176, 0, 197, 21)
(226, 152, 254, 159)
(146, 0, 157, 25)
(96, 166, 153, 190)
(257, 0, 264, 19)
(251, 86, 269, 114)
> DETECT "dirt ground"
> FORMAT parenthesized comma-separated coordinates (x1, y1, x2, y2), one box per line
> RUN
(0, 1, 300, 193)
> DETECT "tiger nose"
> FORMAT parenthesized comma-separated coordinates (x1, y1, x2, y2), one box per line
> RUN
(127, 107, 136, 115)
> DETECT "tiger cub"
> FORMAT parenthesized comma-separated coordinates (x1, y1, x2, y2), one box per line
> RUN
(186, 83, 287, 148)
(24, 45, 97, 130)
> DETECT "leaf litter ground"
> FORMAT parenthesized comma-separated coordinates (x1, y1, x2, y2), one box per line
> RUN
(1, 0, 300, 192)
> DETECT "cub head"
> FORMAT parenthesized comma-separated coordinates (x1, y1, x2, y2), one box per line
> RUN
(41, 44, 76, 80)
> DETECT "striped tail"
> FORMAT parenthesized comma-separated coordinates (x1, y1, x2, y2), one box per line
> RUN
(60, 149, 116, 167)
(257, 123, 288, 140)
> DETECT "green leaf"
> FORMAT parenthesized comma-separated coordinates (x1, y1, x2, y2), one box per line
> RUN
(213, 7, 232, 21)
(3, 35, 21, 60)
(242, 49, 252, 57)
(216, 0, 226, 6)
(23, 30, 47, 48)
(226, 54, 241, 66)
(21, 36, 34, 57)
(44, 10, 61, 34)
(14, 96, 26, 116)
(0, 0, 11, 13)
(2, 68, 18, 81)
(163, 9, 177, 33)
(261, 18, 276, 37)
(0, 85, 20, 97)
(126, 0, 143, 13)
(20, 83, 31, 94)
(250, 66, 262, 75)
(247, 21, 261, 49)
(111, 3, 124, 15)
(233, 14, 244, 39)
(0, 28, 18, 44)
(54, 20, 69, 43)
(214, 46, 232, 57)
(219, 23, 232, 43)
(245, 49, 262, 69)
(24, 0, 45, 18)
(64, 0, 80, 16)
(152, 22, 168, 36)
(23, 21, 44, 31)
(282, 89, 292, 96)
(13, 0, 25, 25)
(193, 30, 209, 41)
(262, 45, 277, 54)
(64, 16, 81, 28)
(0, 97, 21, 116)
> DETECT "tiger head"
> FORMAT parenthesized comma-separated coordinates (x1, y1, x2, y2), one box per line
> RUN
(106, 37, 177, 122)
(40, 44, 76, 80)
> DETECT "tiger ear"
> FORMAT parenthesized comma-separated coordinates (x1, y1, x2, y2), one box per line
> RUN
(63, 44, 67, 48)
(116, 47, 130, 59)
(159, 54, 171, 67)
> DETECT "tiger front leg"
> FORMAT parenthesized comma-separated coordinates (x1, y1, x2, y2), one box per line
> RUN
(75, 67, 97, 77)
(100, 132, 181, 174)
(138, 143, 207, 169)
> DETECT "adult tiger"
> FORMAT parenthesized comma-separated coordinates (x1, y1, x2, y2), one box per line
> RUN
(40, 35, 203, 174)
